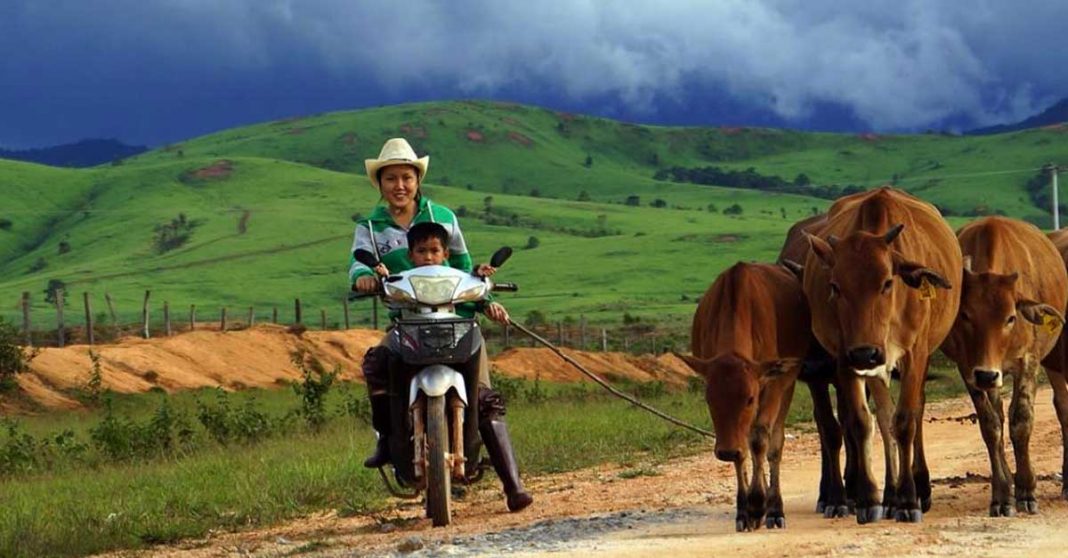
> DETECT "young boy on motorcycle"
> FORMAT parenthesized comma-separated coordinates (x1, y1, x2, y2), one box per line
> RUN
(360, 221, 533, 512)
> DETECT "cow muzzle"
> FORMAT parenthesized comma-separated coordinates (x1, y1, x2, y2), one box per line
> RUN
(715, 449, 742, 463)
(974, 369, 1003, 390)
(846, 345, 885, 370)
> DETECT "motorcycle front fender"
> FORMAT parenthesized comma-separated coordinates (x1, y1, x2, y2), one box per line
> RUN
(409, 364, 469, 408)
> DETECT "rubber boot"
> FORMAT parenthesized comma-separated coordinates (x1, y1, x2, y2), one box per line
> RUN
(363, 394, 392, 468)
(480, 419, 534, 512)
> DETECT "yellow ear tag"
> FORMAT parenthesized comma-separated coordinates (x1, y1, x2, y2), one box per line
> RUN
(1043, 314, 1063, 335)
(919, 278, 936, 300)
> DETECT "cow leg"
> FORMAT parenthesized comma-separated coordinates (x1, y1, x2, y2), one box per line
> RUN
(764, 380, 796, 529)
(962, 364, 1014, 517)
(808, 379, 847, 517)
(837, 382, 860, 515)
(913, 388, 932, 513)
(892, 351, 929, 523)
(1009, 360, 1039, 514)
(734, 457, 752, 532)
(1047, 368, 1068, 500)
(838, 367, 882, 524)
(868, 377, 899, 517)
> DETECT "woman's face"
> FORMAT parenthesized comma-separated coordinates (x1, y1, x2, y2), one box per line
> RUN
(378, 165, 420, 210)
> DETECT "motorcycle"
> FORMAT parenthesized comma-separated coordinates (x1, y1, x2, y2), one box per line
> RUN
(352, 247, 517, 526)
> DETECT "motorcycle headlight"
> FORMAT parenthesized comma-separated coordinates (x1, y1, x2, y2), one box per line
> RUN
(454, 283, 488, 302)
(384, 283, 416, 303)
(409, 276, 461, 305)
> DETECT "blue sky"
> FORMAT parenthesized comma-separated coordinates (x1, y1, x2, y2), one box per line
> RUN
(1, 0, 1066, 148)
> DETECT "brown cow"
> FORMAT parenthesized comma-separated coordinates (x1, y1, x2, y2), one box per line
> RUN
(941, 216, 1067, 516)
(1041, 228, 1068, 501)
(680, 262, 808, 531)
(804, 186, 962, 523)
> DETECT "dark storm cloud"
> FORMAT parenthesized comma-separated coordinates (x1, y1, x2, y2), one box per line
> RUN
(1, 0, 1065, 147)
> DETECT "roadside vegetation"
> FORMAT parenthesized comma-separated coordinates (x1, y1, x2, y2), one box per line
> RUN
(0, 340, 971, 557)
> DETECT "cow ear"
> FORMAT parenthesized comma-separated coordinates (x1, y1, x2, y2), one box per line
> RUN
(1016, 299, 1064, 329)
(892, 252, 953, 290)
(883, 223, 905, 244)
(757, 358, 802, 387)
(780, 259, 804, 280)
(676, 352, 712, 378)
(805, 233, 835, 269)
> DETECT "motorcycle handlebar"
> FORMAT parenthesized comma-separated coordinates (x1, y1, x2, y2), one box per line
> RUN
(493, 282, 519, 292)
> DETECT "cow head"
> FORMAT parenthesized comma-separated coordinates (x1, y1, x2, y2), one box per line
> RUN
(950, 267, 1064, 390)
(806, 224, 952, 379)
(679, 353, 798, 463)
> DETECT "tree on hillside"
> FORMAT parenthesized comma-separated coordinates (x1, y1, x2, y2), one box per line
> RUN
(724, 203, 744, 216)
(584, 154, 593, 168)
(0, 218, 12, 231)
(525, 236, 540, 250)
(624, 195, 640, 206)
(577, 190, 590, 202)
(44, 279, 66, 304)
(793, 173, 811, 187)
(483, 196, 494, 215)
(651, 199, 667, 208)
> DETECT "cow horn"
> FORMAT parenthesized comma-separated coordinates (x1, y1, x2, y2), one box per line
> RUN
(780, 259, 803, 277)
(884, 224, 905, 244)
(962, 255, 972, 272)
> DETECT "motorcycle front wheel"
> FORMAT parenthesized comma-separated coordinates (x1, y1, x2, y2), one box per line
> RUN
(425, 394, 452, 526)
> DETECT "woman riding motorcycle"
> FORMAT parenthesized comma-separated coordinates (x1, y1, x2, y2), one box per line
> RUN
(349, 137, 533, 513)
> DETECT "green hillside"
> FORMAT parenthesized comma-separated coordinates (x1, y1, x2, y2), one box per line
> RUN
(1, 100, 1066, 337)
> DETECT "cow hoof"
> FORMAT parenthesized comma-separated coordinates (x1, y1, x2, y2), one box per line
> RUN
(824, 505, 849, 519)
(1061, 488, 1068, 501)
(765, 515, 786, 529)
(735, 519, 748, 532)
(989, 503, 1015, 517)
(921, 496, 932, 513)
(856, 506, 884, 524)
(1016, 499, 1038, 514)
(816, 501, 826, 514)
(894, 508, 922, 523)
(884, 505, 896, 518)
(846, 500, 856, 515)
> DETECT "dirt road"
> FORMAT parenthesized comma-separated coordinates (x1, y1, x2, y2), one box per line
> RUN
(110, 386, 1068, 557)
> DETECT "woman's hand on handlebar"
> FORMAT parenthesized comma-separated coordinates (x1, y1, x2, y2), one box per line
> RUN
(354, 275, 381, 293)
(484, 302, 510, 325)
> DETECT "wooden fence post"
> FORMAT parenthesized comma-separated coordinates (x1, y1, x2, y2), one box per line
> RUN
(163, 301, 171, 336)
(220, 308, 227, 332)
(372, 298, 379, 330)
(557, 322, 563, 346)
(55, 288, 65, 348)
(623, 336, 629, 353)
(580, 315, 587, 350)
(320, 309, 327, 330)
(104, 292, 118, 324)
(601, 328, 607, 352)
(83, 292, 94, 346)
(247, 306, 254, 328)
(294, 298, 302, 324)
(342, 298, 350, 330)
(21, 291, 31, 346)
(272, 307, 278, 324)
(504, 324, 510, 347)
(190, 304, 197, 331)
(141, 290, 151, 339)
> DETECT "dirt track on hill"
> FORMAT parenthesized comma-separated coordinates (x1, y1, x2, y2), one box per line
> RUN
(95, 386, 1068, 557)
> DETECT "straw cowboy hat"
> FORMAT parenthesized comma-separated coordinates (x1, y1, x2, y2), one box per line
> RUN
(365, 138, 429, 189)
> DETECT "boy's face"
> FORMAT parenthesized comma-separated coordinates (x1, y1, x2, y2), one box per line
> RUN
(409, 237, 449, 266)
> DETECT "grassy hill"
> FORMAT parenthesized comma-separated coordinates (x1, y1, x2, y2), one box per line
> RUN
(1, 100, 1066, 338)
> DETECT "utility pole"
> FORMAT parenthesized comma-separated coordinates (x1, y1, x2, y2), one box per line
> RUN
(1047, 163, 1062, 230)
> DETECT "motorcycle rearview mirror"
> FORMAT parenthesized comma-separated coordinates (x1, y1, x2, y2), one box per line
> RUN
(354, 249, 380, 268)
(489, 247, 513, 268)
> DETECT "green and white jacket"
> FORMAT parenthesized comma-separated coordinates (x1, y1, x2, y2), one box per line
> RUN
(348, 196, 474, 283)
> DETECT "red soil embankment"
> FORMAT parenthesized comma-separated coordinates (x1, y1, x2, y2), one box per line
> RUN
(8, 326, 696, 412)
